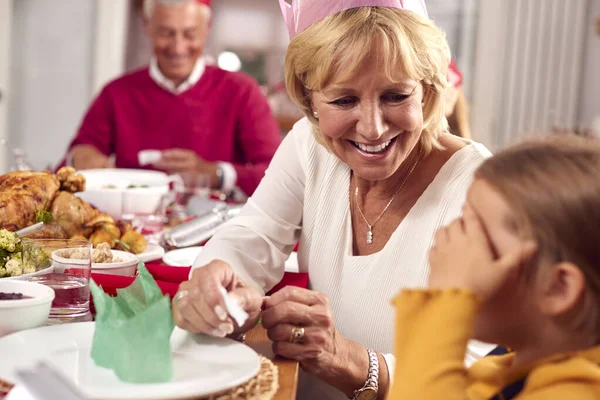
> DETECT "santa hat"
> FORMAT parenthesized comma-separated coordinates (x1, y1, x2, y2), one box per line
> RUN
(279, 0, 428, 39)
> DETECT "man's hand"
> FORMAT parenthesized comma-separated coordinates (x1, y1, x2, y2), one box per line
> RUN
(153, 149, 219, 188)
(71, 145, 113, 170)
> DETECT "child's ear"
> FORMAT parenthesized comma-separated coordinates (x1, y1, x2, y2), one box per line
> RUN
(538, 262, 586, 317)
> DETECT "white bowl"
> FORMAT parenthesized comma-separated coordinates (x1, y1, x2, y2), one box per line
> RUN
(0, 280, 55, 337)
(75, 169, 181, 218)
(91, 250, 138, 277)
(51, 249, 138, 276)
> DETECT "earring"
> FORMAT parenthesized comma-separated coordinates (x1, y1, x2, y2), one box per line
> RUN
(313, 111, 319, 119)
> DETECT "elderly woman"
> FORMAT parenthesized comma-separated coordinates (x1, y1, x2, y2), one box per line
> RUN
(173, 1, 492, 398)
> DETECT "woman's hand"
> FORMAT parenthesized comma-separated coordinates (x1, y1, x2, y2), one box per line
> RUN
(428, 205, 537, 301)
(262, 286, 384, 397)
(172, 260, 263, 337)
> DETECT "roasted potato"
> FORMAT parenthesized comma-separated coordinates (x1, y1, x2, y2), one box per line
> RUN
(99, 223, 121, 241)
(118, 231, 147, 254)
(115, 221, 134, 237)
(83, 213, 115, 229)
(69, 234, 88, 241)
(89, 229, 116, 248)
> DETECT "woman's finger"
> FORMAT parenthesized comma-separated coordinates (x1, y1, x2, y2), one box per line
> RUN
(173, 313, 201, 334)
(227, 286, 265, 315)
(193, 262, 239, 323)
(190, 295, 234, 337)
(267, 323, 307, 343)
(175, 261, 240, 334)
(175, 289, 229, 335)
(272, 341, 322, 361)
(173, 294, 208, 333)
(262, 301, 328, 328)
(264, 286, 326, 308)
(266, 324, 330, 346)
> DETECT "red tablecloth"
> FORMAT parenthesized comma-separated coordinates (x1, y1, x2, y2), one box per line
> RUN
(91, 263, 309, 298)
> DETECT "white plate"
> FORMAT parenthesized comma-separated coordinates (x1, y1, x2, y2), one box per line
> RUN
(163, 247, 300, 273)
(137, 244, 165, 263)
(0, 322, 260, 400)
(162, 247, 203, 267)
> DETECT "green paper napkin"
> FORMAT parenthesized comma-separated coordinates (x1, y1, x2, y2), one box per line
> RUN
(90, 262, 174, 383)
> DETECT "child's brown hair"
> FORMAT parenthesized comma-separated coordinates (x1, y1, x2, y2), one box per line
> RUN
(477, 135, 600, 341)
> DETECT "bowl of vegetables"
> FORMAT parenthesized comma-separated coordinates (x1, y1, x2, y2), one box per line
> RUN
(0, 229, 53, 280)
(76, 169, 181, 218)
(0, 279, 55, 337)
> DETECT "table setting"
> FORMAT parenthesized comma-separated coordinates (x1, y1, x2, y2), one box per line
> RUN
(0, 167, 305, 400)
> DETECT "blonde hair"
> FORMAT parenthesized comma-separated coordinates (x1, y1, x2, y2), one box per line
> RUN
(447, 89, 472, 139)
(477, 135, 600, 340)
(284, 7, 451, 154)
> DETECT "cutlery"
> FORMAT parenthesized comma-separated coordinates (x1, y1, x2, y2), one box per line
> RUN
(15, 222, 44, 238)
(15, 362, 86, 400)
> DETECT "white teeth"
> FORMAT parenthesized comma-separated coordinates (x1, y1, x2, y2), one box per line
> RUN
(354, 139, 392, 153)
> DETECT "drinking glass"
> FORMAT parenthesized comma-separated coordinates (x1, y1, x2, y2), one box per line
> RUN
(175, 172, 211, 207)
(22, 239, 92, 322)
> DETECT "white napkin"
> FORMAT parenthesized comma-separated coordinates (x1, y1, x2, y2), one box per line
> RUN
(138, 150, 162, 166)
(218, 286, 248, 327)
(6, 385, 37, 400)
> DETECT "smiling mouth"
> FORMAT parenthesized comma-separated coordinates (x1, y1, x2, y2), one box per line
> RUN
(349, 137, 396, 154)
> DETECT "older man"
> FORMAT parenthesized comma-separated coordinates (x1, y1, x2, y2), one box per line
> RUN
(63, 0, 281, 195)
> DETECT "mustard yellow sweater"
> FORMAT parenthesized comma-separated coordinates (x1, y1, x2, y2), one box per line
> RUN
(389, 290, 600, 399)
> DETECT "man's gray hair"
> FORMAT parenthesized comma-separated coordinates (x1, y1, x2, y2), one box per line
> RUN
(143, 0, 211, 18)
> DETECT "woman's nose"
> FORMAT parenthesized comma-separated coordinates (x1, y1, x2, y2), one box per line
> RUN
(356, 103, 388, 140)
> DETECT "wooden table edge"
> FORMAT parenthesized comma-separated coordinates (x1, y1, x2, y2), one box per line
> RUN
(245, 325, 299, 400)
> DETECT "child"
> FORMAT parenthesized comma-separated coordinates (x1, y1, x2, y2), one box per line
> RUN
(390, 135, 600, 399)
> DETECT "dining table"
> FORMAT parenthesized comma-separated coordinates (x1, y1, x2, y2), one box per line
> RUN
(0, 194, 305, 399)
(0, 323, 300, 400)
(246, 325, 299, 400)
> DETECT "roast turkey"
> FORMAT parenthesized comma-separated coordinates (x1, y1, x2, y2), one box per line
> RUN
(0, 170, 60, 230)
(0, 167, 94, 235)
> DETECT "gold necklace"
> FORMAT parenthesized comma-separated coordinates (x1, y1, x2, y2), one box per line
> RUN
(354, 149, 422, 244)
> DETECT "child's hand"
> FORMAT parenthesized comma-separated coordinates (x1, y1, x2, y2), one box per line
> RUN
(428, 205, 537, 301)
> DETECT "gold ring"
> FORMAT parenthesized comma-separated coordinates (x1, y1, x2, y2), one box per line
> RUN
(289, 326, 305, 344)
(173, 290, 189, 306)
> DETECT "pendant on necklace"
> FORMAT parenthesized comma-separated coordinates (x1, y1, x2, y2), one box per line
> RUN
(366, 230, 373, 244)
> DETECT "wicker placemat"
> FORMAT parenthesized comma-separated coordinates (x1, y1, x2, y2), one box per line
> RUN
(202, 355, 279, 400)
(0, 356, 278, 400)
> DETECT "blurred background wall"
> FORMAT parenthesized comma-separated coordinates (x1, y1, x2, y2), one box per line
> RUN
(0, 0, 597, 172)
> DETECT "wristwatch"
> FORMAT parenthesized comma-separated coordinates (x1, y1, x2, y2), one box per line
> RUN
(215, 164, 225, 190)
(352, 348, 379, 400)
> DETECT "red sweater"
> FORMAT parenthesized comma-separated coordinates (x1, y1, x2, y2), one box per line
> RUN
(65, 66, 282, 195)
